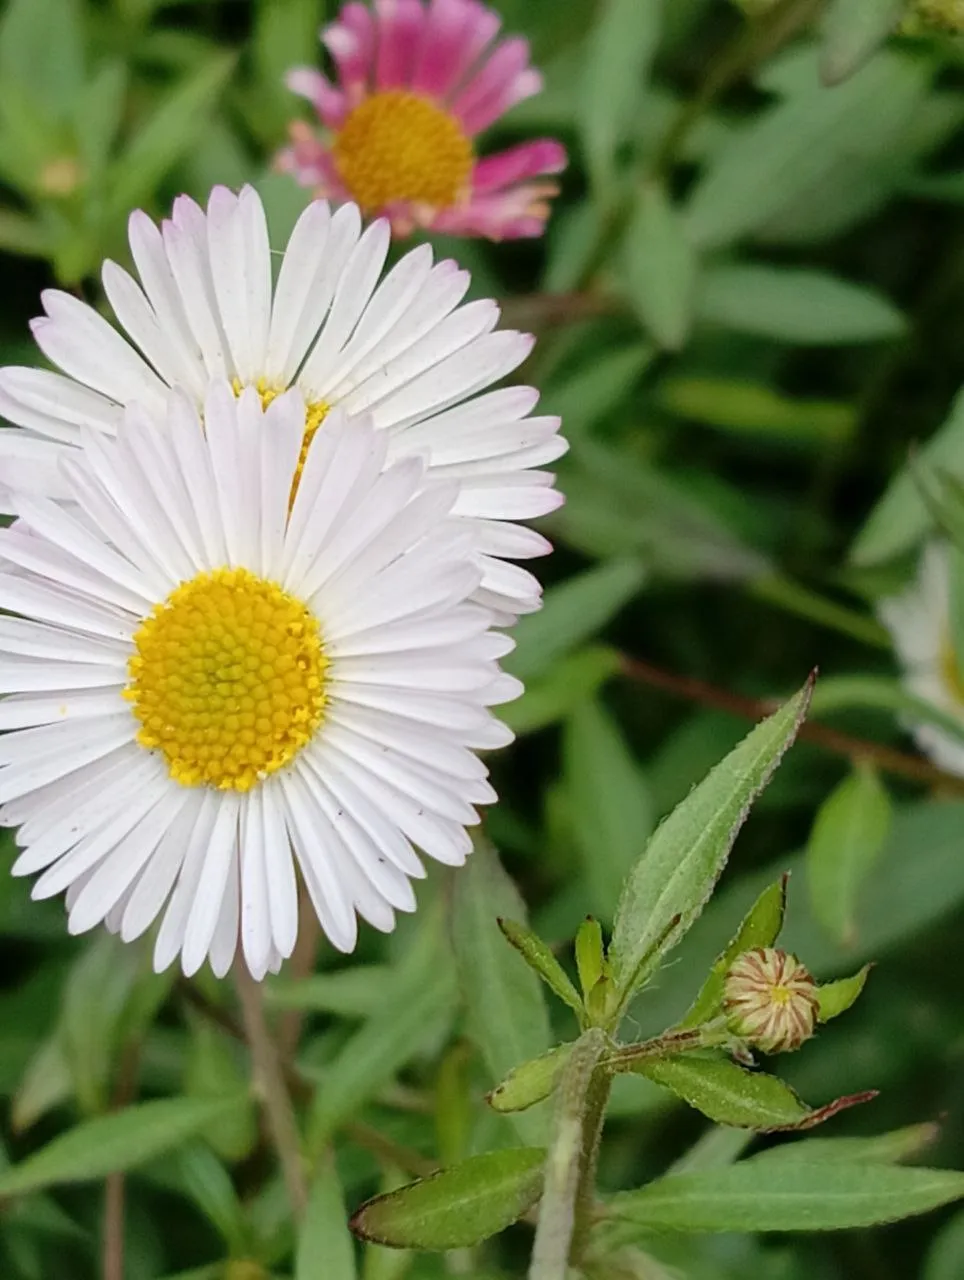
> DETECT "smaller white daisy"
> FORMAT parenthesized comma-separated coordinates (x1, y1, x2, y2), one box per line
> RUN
(0, 382, 519, 979)
(0, 184, 565, 622)
(878, 540, 964, 775)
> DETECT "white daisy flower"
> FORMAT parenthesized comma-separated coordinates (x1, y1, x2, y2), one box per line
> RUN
(0, 184, 565, 622)
(878, 540, 964, 776)
(0, 382, 519, 979)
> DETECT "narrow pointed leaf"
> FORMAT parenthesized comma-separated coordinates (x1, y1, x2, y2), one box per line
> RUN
(681, 876, 788, 1028)
(604, 1162, 964, 1234)
(452, 839, 552, 1144)
(624, 180, 698, 350)
(350, 1148, 545, 1250)
(630, 1054, 874, 1132)
(297, 1155, 356, 1280)
(498, 919, 583, 1020)
(0, 1096, 245, 1198)
(575, 917, 605, 999)
(807, 765, 891, 945)
(750, 1123, 939, 1167)
(610, 678, 813, 1021)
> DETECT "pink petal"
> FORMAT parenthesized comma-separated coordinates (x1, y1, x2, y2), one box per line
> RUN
(285, 66, 348, 129)
(412, 0, 501, 102)
(374, 0, 427, 90)
(450, 36, 534, 136)
(275, 124, 351, 201)
(471, 140, 567, 194)
(323, 1, 377, 104)
(431, 177, 561, 240)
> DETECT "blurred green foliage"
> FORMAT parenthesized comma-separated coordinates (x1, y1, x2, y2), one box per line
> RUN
(8, 0, 964, 1276)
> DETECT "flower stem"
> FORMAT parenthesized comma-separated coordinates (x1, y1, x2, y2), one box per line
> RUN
(234, 961, 308, 1219)
(529, 1028, 609, 1280)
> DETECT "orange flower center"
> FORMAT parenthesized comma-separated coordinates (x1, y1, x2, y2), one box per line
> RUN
(333, 90, 473, 211)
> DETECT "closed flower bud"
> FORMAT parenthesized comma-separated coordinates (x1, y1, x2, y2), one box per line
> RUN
(723, 947, 818, 1054)
(915, 0, 964, 31)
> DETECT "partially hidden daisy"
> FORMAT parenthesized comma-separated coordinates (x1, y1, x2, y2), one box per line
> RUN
(878, 540, 964, 776)
(0, 382, 519, 979)
(277, 0, 567, 240)
(0, 185, 565, 623)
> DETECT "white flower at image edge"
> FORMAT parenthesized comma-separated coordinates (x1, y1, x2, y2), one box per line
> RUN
(0, 184, 566, 623)
(0, 384, 519, 979)
(878, 540, 964, 776)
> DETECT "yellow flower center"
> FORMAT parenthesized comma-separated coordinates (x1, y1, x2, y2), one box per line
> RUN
(333, 89, 473, 211)
(125, 568, 327, 792)
(233, 378, 331, 507)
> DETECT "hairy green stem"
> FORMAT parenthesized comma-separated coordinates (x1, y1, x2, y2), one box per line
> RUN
(529, 1028, 609, 1280)
(234, 962, 308, 1219)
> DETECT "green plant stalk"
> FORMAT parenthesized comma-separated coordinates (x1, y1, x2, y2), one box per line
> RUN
(529, 1028, 609, 1280)
(748, 572, 890, 649)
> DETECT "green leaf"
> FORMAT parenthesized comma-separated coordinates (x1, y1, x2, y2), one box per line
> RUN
(0, 1096, 245, 1198)
(603, 1161, 964, 1234)
(487, 1045, 572, 1115)
(926, 1206, 964, 1280)
(629, 1054, 874, 1132)
(265, 965, 392, 1018)
(575, 917, 605, 1000)
(683, 50, 928, 250)
(580, 0, 662, 189)
(750, 1123, 939, 1168)
(817, 964, 872, 1021)
(563, 698, 653, 924)
(681, 876, 787, 1029)
(541, 345, 653, 436)
(807, 764, 892, 945)
(609, 679, 813, 1021)
(164, 1145, 250, 1256)
(697, 264, 904, 345)
(297, 1155, 356, 1280)
(0, 0, 84, 116)
(557, 440, 769, 580)
(501, 646, 623, 736)
(497, 919, 583, 1021)
(350, 1149, 546, 1251)
(506, 559, 646, 682)
(820, 0, 906, 87)
(0, 210, 53, 259)
(808, 675, 964, 750)
(658, 377, 855, 447)
(75, 61, 128, 182)
(624, 181, 698, 350)
(307, 905, 458, 1150)
(107, 51, 235, 216)
(452, 840, 552, 1145)
(851, 385, 964, 566)
(184, 1020, 257, 1163)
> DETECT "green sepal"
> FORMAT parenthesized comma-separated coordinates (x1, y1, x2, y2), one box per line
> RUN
(680, 875, 788, 1029)
(487, 1045, 572, 1115)
(349, 1148, 546, 1251)
(497, 918, 584, 1022)
(817, 964, 872, 1023)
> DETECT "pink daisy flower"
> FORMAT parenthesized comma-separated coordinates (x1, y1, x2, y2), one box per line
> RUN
(277, 0, 567, 241)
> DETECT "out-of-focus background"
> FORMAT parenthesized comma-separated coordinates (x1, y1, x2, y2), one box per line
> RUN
(5, 0, 964, 1276)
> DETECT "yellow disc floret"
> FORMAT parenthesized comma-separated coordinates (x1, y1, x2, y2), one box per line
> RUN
(333, 90, 473, 211)
(232, 377, 330, 508)
(125, 568, 327, 792)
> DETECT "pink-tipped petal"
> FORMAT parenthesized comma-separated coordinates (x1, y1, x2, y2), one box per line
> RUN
(276, 123, 353, 201)
(412, 0, 500, 102)
(285, 67, 349, 129)
(471, 139, 567, 194)
(373, 0, 427, 89)
(431, 178, 560, 240)
(323, 1, 377, 104)
(450, 36, 533, 136)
